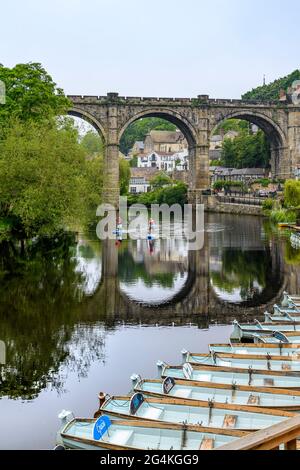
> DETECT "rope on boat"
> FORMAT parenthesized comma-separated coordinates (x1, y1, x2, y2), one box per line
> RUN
(231, 382, 237, 402)
(212, 351, 217, 365)
(248, 367, 253, 386)
(180, 422, 188, 450)
(266, 353, 271, 371)
(208, 399, 214, 425)
(143, 397, 165, 412)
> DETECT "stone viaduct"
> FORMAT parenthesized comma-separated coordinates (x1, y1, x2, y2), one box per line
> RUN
(68, 93, 300, 206)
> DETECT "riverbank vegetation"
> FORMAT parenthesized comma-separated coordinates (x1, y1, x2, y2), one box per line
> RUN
(262, 180, 300, 224)
(0, 62, 131, 241)
(127, 173, 188, 207)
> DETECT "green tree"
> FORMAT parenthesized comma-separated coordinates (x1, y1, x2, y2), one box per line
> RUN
(284, 180, 300, 208)
(157, 182, 188, 206)
(120, 118, 176, 155)
(0, 119, 88, 238)
(80, 130, 103, 155)
(129, 155, 138, 168)
(150, 172, 172, 189)
(119, 158, 131, 195)
(213, 119, 249, 136)
(221, 131, 270, 169)
(0, 63, 70, 126)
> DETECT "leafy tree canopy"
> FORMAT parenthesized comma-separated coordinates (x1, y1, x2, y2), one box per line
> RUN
(213, 119, 249, 136)
(119, 158, 131, 195)
(0, 62, 71, 126)
(284, 180, 300, 208)
(80, 130, 103, 155)
(150, 172, 172, 189)
(120, 117, 176, 155)
(221, 130, 270, 169)
(0, 119, 89, 238)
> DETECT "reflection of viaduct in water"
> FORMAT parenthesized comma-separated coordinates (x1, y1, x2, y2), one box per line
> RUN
(84, 217, 291, 327)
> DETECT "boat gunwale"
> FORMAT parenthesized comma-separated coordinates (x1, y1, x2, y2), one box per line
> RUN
(100, 395, 296, 418)
(163, 363, 300, 378)
(61, 417, 248, 448)
(135, 378, 300, 397)
(210, 343, 300, 350)
(187, 352, 300, 363)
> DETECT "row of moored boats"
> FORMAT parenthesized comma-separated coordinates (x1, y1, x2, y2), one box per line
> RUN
(56, 292, 300, 451)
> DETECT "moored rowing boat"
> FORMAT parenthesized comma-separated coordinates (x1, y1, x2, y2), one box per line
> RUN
(133, 377, 300, 411)
(210, 343, 300, 356)
(231, 320, 300, 342)
(159, 362, 300, 389)
(96, 393, 295, 431)
(57, 414, 247, 450)
(183, 350, 300, 372)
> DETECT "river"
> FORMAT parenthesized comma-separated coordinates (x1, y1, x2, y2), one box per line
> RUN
(0, 213, 299, 449)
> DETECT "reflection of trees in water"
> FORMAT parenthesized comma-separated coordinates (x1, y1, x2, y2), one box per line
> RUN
(118, 250, 177, 288)
(211, 249, 268, 301)
(284, 241, 300, 265)
(0, 235, 105, 400)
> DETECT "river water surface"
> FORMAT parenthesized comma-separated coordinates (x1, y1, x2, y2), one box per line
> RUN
(0, 213, 299, 449)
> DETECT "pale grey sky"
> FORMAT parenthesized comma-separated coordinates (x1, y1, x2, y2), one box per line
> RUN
(1, 0, 299, 98)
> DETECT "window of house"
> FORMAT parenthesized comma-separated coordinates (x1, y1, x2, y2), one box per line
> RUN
(131, 187, 137, 193)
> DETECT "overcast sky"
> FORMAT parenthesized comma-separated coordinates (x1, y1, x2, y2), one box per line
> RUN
(1, 0, 299, 99)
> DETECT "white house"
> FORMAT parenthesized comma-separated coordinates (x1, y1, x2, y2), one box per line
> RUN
(137, 150, 188, 172)
(129, 168, 160, 194)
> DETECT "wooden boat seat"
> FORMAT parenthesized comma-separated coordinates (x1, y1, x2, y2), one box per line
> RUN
(264, 379, 275, 386)
(199, 438, 214, 450)
(219, 361, 232, 368)
(109, 429, 134, 446)
(223, 415, 238, 429)
(141, 407, 163, 421)
(173, 389, 192, 399)
(199, 374, 211, 382)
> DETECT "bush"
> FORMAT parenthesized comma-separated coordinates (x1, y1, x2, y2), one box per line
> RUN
(270, 209, 296, 224)
(213, 181, 225, 191)
(284, 180, 300, 208)
(128, 182, 188, 208)
(253, 178, 270, 188)
(157, 182, 188, 206)
(262, 198, 274, 211)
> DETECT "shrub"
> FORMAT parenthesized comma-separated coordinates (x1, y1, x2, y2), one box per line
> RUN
(253, 178, 270, 188)
(262, 199, 274, 211)
(213, 181, 225, 191)
(270, 209, 296, 224)
(284, 180, 300, 208)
